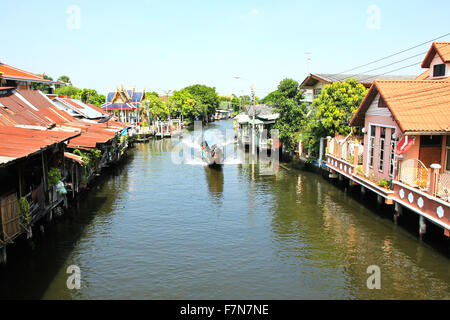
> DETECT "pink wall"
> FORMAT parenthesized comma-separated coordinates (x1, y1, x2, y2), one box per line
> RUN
(363, 115, 400, 180)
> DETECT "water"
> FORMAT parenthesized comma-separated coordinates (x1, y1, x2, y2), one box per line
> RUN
(0, 120, 449, 300)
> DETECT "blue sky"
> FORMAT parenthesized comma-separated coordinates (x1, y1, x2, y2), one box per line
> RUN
(2, 0, 450, 97)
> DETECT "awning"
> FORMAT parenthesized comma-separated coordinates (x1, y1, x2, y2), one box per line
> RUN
(235, 114, 250, 124)
(64, 152, 84, 165)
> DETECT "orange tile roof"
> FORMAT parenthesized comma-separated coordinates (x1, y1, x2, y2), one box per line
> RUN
(351, 80, 450, 133)
(0, 63, 61, 84)
(421, 42, 450, 68)
(415, 69, 430, 80)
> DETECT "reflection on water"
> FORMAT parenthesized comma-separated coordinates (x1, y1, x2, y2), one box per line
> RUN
(0, 120, 449, 300)
(204, 167, 224, 202)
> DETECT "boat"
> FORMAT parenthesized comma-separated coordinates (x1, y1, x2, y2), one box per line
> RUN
(201, 140, 224, 167)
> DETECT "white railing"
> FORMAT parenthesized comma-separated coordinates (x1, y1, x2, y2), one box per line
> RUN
(436, 172, 450, 202)
(398, 159, 430, 192)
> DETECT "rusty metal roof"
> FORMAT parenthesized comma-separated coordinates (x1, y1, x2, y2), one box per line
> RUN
(0, 127, 80, 166)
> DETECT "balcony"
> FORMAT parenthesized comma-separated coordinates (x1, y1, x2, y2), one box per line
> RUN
(393, 160, 449, 234)
(326, 134, 395, 203)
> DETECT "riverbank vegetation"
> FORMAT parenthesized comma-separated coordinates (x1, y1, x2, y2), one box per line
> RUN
(35, 74, 106, 107)
(262, 78, 368, 156)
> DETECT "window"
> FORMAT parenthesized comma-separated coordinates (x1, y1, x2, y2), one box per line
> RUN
(313, 89, 322, 100)
(433, 64, 446, 77)
(446, 136, 450, 171)
(369, 125, 376, 167)
(378, 97, 387, 108)
(379, 127, 386, 172)
(389, 129, 396, 176)
(420, 135, 442, 147)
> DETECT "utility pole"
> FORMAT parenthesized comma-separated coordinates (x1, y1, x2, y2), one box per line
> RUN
(251, 84, 256, 156)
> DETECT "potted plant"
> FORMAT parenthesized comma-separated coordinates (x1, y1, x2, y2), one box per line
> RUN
(378, 179, 390, 189)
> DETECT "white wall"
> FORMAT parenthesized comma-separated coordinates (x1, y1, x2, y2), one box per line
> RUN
(429, 54, 450, 78)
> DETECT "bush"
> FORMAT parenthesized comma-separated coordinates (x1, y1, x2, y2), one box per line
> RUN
(378, 179, 390, 189)
(48, 167, 62, 188)
(19, 197, 31, 228)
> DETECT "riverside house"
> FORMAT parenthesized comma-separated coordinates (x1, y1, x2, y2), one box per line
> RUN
(235, 104, 280, 151)
(300, 73, 415, 105)
(326, 42, 450, 238)
(0, 63, 130, 264)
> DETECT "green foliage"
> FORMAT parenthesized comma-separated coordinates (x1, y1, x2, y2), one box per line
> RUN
(57, 75, 72, 85)
(231, 96, 240, 112)
(313, 79, 368, 136)
(183, 84, 219, 119)
(265, 79, 308, 152)
(142, 95, 169, 120)
(356, 165, 364, 175)
(55, 85, 80, 98)
(32, 74, 54, 93)
(378, 179, 390, 188)
(48, 167, 62, 188)
(73, 148, 101, 168)
(145, 92, 159, 99)
(168, 89, 198, 118)
(18, 197, 31, 228)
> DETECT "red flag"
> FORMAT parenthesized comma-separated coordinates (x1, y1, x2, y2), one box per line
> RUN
(395, 136, 413, 155)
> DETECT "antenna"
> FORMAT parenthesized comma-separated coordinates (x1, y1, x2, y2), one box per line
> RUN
(305, 52, 312, 74)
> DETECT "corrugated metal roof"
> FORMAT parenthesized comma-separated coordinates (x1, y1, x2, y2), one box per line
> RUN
(18, 90, 76, 124)
(0, 127, 80, 166)
(0, 89, 125, 151)
(0, 88, 54, 127)
(55, 98, 105, 119)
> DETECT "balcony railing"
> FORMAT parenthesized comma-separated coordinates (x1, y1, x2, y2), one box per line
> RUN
(436, 172, 450, 202)
(327, 135, 364, 166)
(398, 159, 430, 193)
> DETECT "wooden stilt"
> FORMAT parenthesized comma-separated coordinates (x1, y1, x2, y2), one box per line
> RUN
(0, 246, 6, 265)
(419, 216, 427, 240)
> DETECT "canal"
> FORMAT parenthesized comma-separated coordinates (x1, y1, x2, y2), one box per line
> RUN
(0, 120, 449, 300)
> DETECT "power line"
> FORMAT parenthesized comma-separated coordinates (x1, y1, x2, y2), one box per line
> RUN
(336, 32, 450, 75)
(357, 62, 422, 83)
(360, 52, 427, 75)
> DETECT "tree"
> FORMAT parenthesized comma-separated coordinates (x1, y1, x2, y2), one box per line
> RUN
(145, 91, 159, 99)
(80, 88, 98, 104)
(90, 93, 106, 107)
(231, 95, 240, 113)
(169, 89, 197, 120)
(266, 79, 309, 152)
(183, 84, 219, 120)
(273, 92, 308, 152)
(55, 85, 80, 98)
(142, 95, 169, 120)
(57, 75, 72, 85)
(314, 79, 368, 136)
(32, 74, 54, 93)
(240, 95, 252, 106)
